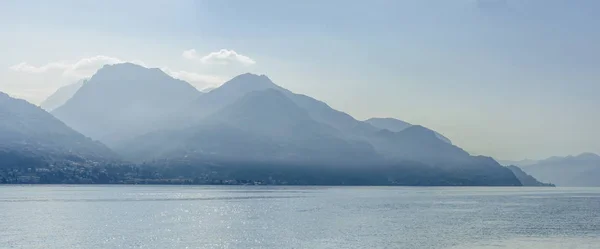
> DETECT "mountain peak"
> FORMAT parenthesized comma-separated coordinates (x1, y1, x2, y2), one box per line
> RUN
(192, 73, 285, 117)
(95, 63, 168, 79)
(401, 125, 436, 137)
(98, 62, 143, 74)
(221, 73, 279, 90)
(239, 72, 269, 78)
(51, 63, 201, 145)
(206, 88, 346, 140)
(40, 79, 87, 111)
(101, 62, 143, 69)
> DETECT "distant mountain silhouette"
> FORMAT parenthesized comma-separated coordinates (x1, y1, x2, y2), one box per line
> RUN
(0, 92, 114, 168)
(521, 153, 600, 186)
(183, 73, 380, 137)
(506, 165, 554, 186)
(497, 158, 539, 167)
(52, 63, 201, 146)
(40, 79, 86, 111)
(189, 73, 279, 118)
(200, 86, 216, 93)
(366, 117, 452, 144)
(207, 89, 342, 138)
(120, 89, 378, 164)
(191, 74, 451, 146)
(204, 89, 379, 163)
(370, 125, 468, 165)
(47, 67, 521, 186)
(363, 125, 520, 185)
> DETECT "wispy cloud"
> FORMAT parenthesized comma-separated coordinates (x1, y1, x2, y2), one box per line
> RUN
(9, 56, 132, 79)
(9, 55, 226, 90)
(183, 49, 256, 66)
(161, 67, 226, 89)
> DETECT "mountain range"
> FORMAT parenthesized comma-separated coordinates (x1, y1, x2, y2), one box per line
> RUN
(40, 79, 87, 111)
(498, 158, 539, 167)
(518, 153, 600, 186)
(52, 63, 201, 147)
(117, 88, 378, 165)
(1, 63, 539, 186)
(506, 165, 554, 187)
(365, 118, 452, 144)
(0, 92, 114, 169)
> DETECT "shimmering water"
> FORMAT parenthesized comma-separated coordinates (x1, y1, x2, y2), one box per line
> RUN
(1, 186, 599, 249)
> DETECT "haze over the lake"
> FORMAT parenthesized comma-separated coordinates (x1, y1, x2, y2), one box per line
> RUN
(1, 0, 599, 160)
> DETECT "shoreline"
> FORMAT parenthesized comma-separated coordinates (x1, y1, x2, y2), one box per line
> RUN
(0, 183, 556, 187)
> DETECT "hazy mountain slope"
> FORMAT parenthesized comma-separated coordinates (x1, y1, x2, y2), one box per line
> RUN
(368, 125, 478, 168)
(366, 125, 520, 185)
(207, 89, 378, 161)
(289, 93, 380, 137)
(497, 159, 539, 167)
(506, 165, 554, 186)
(118, 89, 378, 164)
(115, 124, 281, 163)
(370, 125, 468, 165)
(32, 68, 523, 186)
(207, 89, 342, 138)
(366, 117, 452, 144)
(117, 88, 519, 186)
(521, 153, 600, 186)
(365, 118, 411, 132)
(177, 74, 517, 182)
(52, 63, 201, 146)
(183, 73, 380, 137)
(462, 156, 523, 186)
(40, 79, 86, 111)
(190, 73, 278, 118)
(0, 92, 114, 167)
(190, 74, 452, 145)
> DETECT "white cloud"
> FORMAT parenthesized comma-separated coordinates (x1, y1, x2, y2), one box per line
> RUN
(9, 62, 69, 73)
(182, 49, 198, 60)
(9, 56, 127, 79)
(8, 55, 227, 93)
(182, 49, 256, 66)
(161, 67, 226, 89)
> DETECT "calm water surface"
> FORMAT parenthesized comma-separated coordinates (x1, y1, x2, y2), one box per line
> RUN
(1, 186, 599, 249)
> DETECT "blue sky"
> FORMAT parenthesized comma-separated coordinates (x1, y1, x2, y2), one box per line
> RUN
(1, 0, 599, 160)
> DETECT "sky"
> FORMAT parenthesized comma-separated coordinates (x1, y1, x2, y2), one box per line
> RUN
(1, 0, 599, 160)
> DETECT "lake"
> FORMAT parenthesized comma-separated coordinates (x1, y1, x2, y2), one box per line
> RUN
(1, 186, 599, 249)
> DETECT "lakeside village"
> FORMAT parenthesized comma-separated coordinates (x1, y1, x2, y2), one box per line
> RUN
(0, 161, 284, 185)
